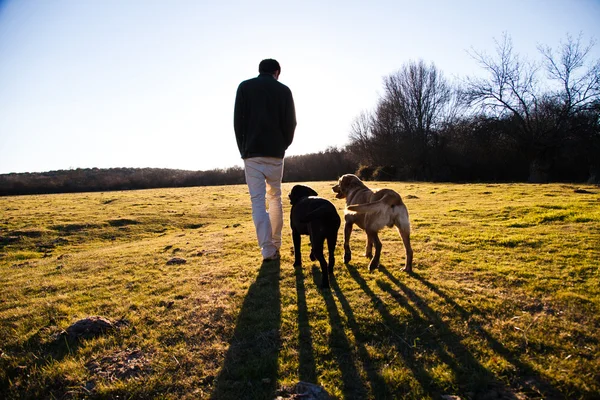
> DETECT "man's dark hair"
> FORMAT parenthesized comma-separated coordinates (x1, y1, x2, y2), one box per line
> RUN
(258, 59, 281, 74)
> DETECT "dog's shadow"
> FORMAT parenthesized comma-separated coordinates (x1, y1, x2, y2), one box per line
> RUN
(311, 265, 371, 398)
(294, 261, 318, 384)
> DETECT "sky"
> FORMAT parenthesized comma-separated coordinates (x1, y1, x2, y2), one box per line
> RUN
(0, 0, 599, 174)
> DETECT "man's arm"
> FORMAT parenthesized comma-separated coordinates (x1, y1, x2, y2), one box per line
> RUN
(233, 84, 245, 156)
(283, 89, 297, 148)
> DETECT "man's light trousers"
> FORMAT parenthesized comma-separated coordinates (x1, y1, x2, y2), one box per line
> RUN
(244, 157, 284, 259)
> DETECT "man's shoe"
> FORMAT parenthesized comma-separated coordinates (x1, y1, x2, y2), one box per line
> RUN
(263, 250, 280, 262)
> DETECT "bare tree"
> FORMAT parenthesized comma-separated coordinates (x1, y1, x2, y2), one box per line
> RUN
(464, 32, 600, 182)
(464, 33, 539, 137)
(538, 33, 600, 117)
(347, 60, 454, 178)
(348, 110, 376, 165)
(382, 59, 452, 137)
(539, 33, 600, 182)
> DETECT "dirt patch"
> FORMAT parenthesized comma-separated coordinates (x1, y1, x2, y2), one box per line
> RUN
(86, 348, 152, 381)
(193, 249, 220, 257)
(0, 235, 20, 246)
(51, 223, 102, 234)
(10, 229, 46, 238)
(37, 237, 69, 251)
(1, 230, 46, 246)
(574, 188, 595, 194)
(108, 218, 140, 227)
(184, 223, 206, 229)
(11, 261, 33, 269)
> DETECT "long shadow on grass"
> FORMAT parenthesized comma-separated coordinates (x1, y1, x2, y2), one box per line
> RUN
(344, 263, 439, 397)
(313, 267, 369, 399)
(407, 271, 564, 398)
(376, 266, 507, 397)
(329, 271, 394, 398)
(294, 262, 317, 383)
(211, 259, 281, 400)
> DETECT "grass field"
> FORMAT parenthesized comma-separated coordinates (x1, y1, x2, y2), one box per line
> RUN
(1, 181, 599, 399)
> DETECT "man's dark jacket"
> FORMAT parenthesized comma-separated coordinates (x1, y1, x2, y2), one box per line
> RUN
(234, 73, 296, 159)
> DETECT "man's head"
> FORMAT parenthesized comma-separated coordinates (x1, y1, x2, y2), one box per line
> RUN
(259, 59, 281, 80)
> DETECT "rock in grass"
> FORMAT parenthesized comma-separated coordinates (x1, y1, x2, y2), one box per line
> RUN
(166, 257, 187, 265)
(66, 316, 115, 339)
(65, 316, 129, 339)
(275, 381, 331, 399)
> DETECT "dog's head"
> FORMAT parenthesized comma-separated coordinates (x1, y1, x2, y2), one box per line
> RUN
(332, 174, 364, 199)
(289, 185, 318, 205)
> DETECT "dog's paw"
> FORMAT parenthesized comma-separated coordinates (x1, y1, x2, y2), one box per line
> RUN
(402, 267, 413, 273)
(365, 252, 373, 259)
(368, 263, 379, 272)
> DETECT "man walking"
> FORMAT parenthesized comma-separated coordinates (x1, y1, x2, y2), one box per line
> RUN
(234, 59, 297, 262)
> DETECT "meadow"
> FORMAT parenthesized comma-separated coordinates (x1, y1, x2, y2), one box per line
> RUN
(0, 181, 598, 399)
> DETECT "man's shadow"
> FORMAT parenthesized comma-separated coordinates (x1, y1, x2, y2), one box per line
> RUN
(211, 259, 281, 400)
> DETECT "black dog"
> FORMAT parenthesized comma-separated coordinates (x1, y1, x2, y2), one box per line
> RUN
(289, 185, 341, 288)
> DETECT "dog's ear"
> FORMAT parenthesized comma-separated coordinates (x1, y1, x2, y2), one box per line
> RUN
(341, 175, 353, 190)
(289, 185, 299, 205)
(289, 185, 318, 205)
(345, 174, 362, 189)
(305, 186, 318, 197)
(295, 185, 317, 198)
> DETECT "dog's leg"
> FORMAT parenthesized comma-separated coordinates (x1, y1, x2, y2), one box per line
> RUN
(292, 229, 302, 267)
(343, 220, 353, 264)
(312, 238, 329, 289)
(396, 222, 413, 272)
(307, 227, 316, 261)
(395, 211, 413, 272)
(326, 232, 336, 275)
(367, 230, 382, 272)
(365, 236, 373, 259)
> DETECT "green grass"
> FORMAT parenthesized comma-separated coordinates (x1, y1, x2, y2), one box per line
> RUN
(1, 182, 599, 399)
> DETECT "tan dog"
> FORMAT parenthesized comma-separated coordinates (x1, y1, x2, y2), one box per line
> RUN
(332, 174, 413, 272)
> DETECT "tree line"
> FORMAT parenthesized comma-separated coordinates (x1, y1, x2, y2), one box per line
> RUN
(0, 167, 244, 196)
(0, 150, 359, 196)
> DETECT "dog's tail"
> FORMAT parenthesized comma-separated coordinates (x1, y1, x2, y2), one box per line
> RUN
(346, 192, 403, 214)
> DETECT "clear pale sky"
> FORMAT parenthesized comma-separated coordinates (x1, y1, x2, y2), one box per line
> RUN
(1, 0, 599, 174)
